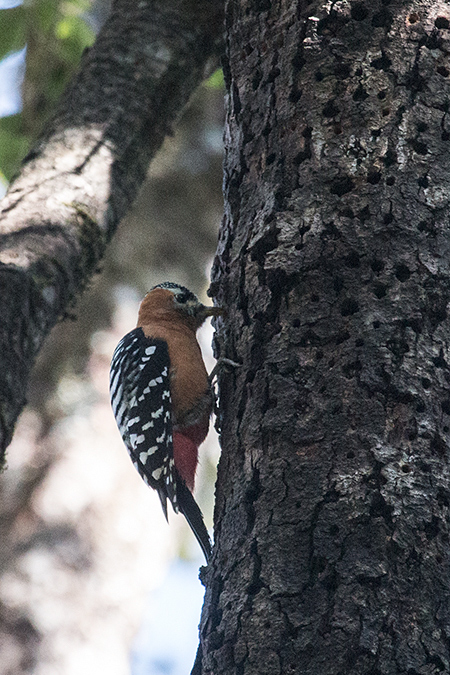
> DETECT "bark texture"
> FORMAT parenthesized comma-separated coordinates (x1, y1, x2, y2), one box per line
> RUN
(0, 0, 223, 456)
(201, 0, 450, 673)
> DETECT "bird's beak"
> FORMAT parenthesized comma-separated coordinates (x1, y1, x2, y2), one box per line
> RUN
(201, 305, 225, 318)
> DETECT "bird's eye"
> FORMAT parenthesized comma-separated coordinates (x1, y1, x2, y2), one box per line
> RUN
(175, 292, 189, 304)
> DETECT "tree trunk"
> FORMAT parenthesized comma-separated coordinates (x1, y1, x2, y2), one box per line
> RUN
(201, 0, 450, 672)
(0, 0, 223, 457)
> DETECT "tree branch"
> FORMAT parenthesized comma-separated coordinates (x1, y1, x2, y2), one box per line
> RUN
(0, 0, 224, 457)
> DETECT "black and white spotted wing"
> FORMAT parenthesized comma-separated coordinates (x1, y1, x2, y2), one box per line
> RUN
(109, 328, 178, 517)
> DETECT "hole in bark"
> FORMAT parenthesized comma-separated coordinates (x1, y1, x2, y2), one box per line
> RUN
(267, 67, 280, 83)
(386, 175, 395, 185)
(336, 330, 350, 344)
(371, 128, 381, 138)
(418, 175, 429, 187)
(367, 169, 382, 184)
(345, 250, 360, 267)
(292, 50, 306, 71)
(382, 107, 391, 116)
(421, 377, 431, 389)
(299, 223, 311, 239)
(331, 176, 355, 196)
(334, 124, 343, 134)
(370, 492, 393, 523)
(373, 283, 387, 298)
(435, 16, 450, 29)
(373, 320, 381, 328)
(251, 227, 279, 262)
(408, 12, 419, 23)
(395, 263, 411, 281)
(437, 66, 449, 77)
(429, 298, 448, 327)
(371, 258, 384, 273)
(406, 317, 422, 334)
(351, 3, 368, 20)
(335, 62, 351, 79)
(425, 516, 440, 539)
(292, 318, 300, 328)
(384, 148, 397, 166)
(372, 9, 392, 27)
(232, 82, 241, 115)
(353, 85, 369, 101)
(430, 656, 447, 672)
(441, 400, 450, 414)
(401, 464, 411, 473)
(411, 139, 428, 154)
(294, 148, 311, 164)
(417, 121, 428, 133)
(358, 205, 371, 222)
(383, 212, 394, 224)
(433, 350, 448, 368)
(289, 88, 303, 103)
(377, 90, 387, 100)
(341, 207, 354, 218)
(371, 53, 392, 70)
(324, 220, 341, 238)
(431, 433, 447, 456)
(424, 34, 442, 51)
(266, 153, 276, 165)
(315, 70, 324, 81)
(323, 99, 340, 117)
(341, 298, 359, 315)
(252, 71, 262, 89)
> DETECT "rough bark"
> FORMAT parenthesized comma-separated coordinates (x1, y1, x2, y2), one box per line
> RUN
(201, 0, 450, 673)
(0, 0, 224, 457)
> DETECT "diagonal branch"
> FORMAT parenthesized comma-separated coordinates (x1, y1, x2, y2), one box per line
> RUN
(0, 0, 224, 457)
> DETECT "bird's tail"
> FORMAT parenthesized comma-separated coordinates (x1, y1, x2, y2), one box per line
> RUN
(176, 476, 212, 563)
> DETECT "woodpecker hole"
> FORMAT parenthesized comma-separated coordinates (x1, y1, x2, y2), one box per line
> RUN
(351, 3, 368, 20)
(373, 283, 387, 298)
(395, 263, 411, 282)
(435, 16, 450, 29)
(367, 169, 382, 184)
(340, 298, 359, 316)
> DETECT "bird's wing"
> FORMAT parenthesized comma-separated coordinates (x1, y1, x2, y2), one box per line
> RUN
(109, 327, 177, 516)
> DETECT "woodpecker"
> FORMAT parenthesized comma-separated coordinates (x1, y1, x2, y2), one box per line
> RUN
(109, 282, 223, 562)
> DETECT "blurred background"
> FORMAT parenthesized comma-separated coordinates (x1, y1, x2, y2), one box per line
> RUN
(0, 1, 224, 673)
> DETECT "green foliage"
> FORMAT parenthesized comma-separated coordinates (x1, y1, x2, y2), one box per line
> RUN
(0, 0, 95, 180)
(0, 6, 26, 61)
(204, 68, 224, 90)
(0, 114, 29, 180)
